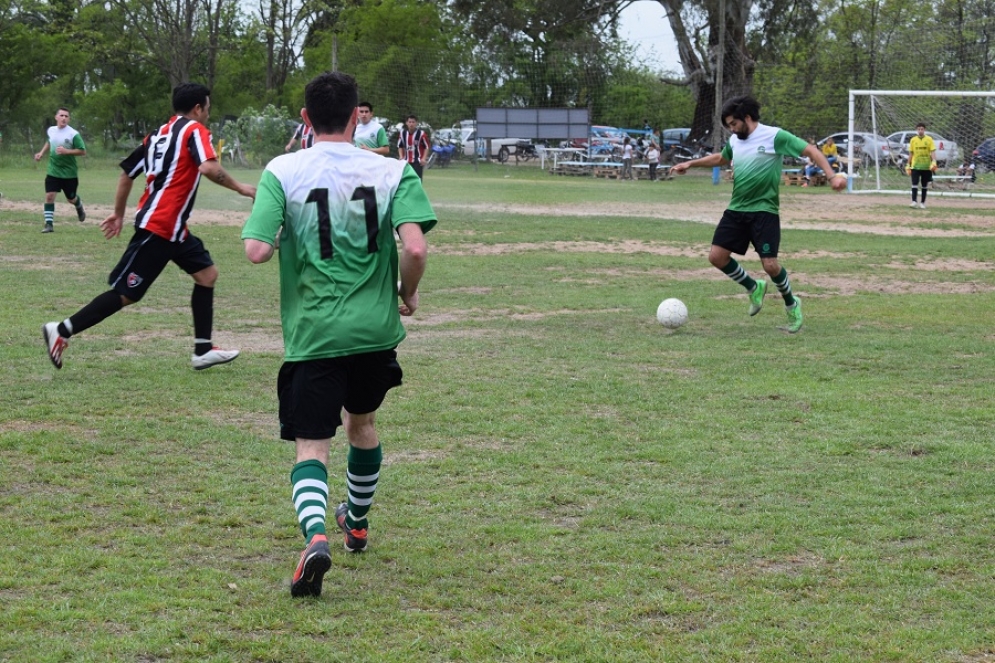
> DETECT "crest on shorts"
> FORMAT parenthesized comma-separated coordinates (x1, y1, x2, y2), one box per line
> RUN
(127, 272, 143, 288)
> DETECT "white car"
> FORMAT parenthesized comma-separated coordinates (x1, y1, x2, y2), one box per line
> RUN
(450, 120, 530, 161)
(886, 131, 959, 167)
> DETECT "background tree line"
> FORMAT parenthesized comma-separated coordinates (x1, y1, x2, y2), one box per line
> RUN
(1, 0, 993, 160)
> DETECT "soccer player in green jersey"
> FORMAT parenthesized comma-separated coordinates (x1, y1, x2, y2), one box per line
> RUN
(671, 96, 846, 333)
(906, 122, 937, 209)
(354, 101, 390, 156)
(242, 71, 437, 598)
(34, 107, 87, 232)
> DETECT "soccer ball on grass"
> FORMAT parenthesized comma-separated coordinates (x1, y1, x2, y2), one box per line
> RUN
(656, 298, 688, 329)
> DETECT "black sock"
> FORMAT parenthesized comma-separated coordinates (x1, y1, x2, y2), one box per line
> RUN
(192, 284, 214, 355)
(64, 291, 124, 337)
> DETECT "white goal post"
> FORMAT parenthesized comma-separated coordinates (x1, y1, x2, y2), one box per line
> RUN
(845, 89, 995, 198)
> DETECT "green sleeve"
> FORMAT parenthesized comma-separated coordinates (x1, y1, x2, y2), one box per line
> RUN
(376, 127, 389, 149)
(390, 165, 437, 233)
(73, 133, 86, 151)
(774, 130, 809, 159)
(721, 143, 733, 161)
(241, 169, 286, 244)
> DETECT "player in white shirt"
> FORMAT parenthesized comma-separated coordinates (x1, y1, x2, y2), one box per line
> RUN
(353, 101, 389, 156)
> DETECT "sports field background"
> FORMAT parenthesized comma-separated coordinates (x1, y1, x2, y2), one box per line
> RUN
(1, 160, 994, 662)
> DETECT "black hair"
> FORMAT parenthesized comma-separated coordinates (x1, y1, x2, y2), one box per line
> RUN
(406, 114, 418, 122)
(720, 96, 761, 126)
(358, 101, 373, 111)
(304, 71, 358, 135)
(173, 83, 211, 114)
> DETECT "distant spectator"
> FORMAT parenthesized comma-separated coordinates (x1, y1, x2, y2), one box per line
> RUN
(621, 136, 634, 180)
(646, 142, 660, 181)
(957, 156, 976, 183)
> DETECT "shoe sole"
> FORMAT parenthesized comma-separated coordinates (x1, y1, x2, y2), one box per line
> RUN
(290, 551, 332, 598)
(193, 355, 238, 371)
(42, 324, 63, 369)
(335, 503, 368, 552)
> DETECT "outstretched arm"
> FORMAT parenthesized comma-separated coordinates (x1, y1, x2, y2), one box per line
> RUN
(199, 158, 256, 199)
(670, 151, 727, 174)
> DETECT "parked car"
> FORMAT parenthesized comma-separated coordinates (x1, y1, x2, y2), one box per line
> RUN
(885, 130, 959, 167)
(661, 127, 691, 149)
(818, 132, 901, 165)
(452, 120, 530, 161)
(974, 137, 995, 172)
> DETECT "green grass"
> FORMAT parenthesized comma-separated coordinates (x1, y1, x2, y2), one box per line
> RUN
(2, 162, 995, 662)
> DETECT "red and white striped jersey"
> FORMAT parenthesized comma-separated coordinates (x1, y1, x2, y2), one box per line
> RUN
(292, 122, 314, 149)
(120, 116, 217, 242)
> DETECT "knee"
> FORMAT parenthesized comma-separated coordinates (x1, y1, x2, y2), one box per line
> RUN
(193, 265, 219, 287)
(708, 251, 728, 269)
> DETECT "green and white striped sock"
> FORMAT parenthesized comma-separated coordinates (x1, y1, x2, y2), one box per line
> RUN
(344, 444, 382, 531)
(291, 459, 328, 543)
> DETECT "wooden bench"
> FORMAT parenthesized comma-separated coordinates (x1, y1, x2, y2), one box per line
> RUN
(782, 169, 805, 186)
(592, 163, 623, 179)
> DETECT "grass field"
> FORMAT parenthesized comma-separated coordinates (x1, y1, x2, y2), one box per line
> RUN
(1, 160, 994, 662)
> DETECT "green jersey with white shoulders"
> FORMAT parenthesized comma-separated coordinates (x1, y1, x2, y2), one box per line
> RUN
(353, 120, 389, 151)
(46, 125, 86, 178)
(721, 124, 808, 214)
(241, 141, 437, 362)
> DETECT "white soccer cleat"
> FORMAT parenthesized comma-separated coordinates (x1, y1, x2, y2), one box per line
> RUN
(191, 347, 240, 370)
(919, 202, 927, 209)
(909, 202, 919, 208)
(42, 322, 68, 369)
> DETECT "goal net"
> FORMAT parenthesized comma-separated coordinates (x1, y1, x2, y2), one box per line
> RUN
(846, 90, 995, 198)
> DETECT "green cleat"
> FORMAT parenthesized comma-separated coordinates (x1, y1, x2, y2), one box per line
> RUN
(786, 297, 803, 333)
(748, 279, 767, 316)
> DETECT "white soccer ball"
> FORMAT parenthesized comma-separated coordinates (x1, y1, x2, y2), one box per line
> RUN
(656, 298, 688, 329)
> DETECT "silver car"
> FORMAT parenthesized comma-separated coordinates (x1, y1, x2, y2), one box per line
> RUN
(818, 132, 903, 165)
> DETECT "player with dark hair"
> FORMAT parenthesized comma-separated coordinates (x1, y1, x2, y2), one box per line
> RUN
(354, 101, 389, 156)
(242, 71, 436, 598)
(906, 122, 937, 209)
(41, 83, 256, 370)
(670, 95, 845, 333)
(397, 114, 430, 179)
(34, 107, 86, 232)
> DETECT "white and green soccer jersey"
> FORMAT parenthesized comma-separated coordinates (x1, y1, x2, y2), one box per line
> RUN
(46, 125, 86, 178)
(242, 141, 437, 362)
(353, 120, 389, 151)
(721, 124, 808, 214)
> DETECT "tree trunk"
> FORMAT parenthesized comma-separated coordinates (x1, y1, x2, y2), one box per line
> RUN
(656, 0, 755, 143)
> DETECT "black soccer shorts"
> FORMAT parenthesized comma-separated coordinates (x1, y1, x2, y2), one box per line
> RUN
(712, 209, 781, 258)
(277, 350, 403, 441)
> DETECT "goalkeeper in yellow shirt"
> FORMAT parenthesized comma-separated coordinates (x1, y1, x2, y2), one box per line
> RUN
(906, 122, 937, 209)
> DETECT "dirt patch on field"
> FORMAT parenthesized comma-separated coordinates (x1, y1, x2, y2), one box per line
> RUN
(434, 193, 995, 237)
(4, 192, 992, 236)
